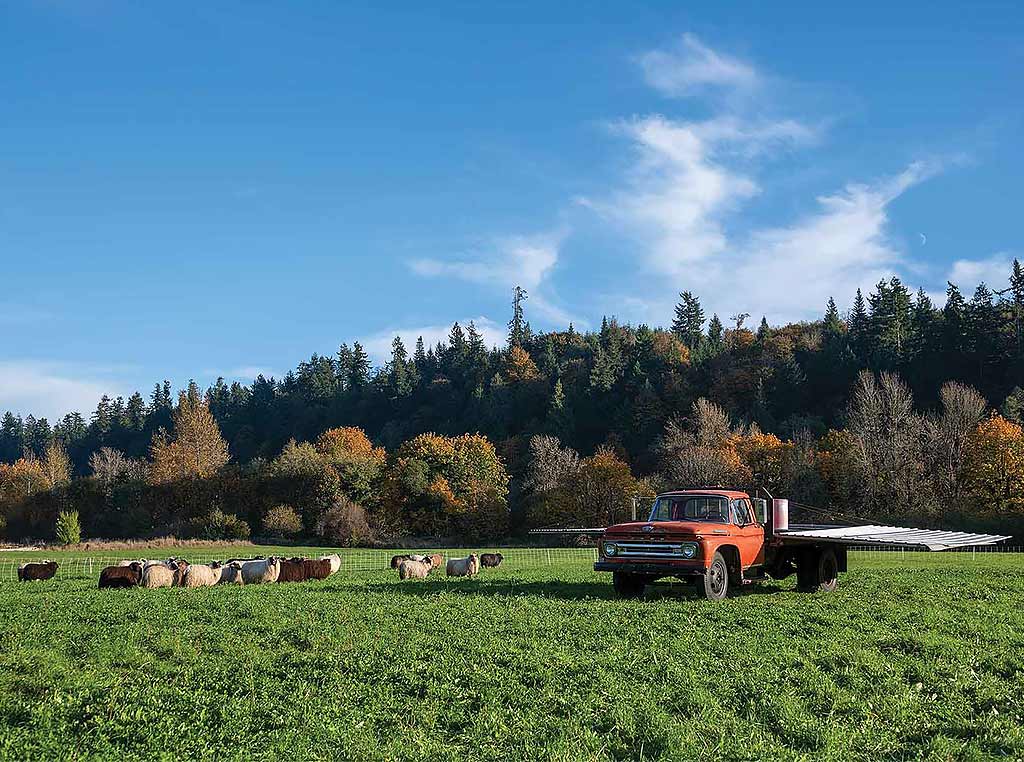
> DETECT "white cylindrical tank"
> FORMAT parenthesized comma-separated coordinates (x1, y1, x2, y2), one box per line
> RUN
(772, 499, 789, 532)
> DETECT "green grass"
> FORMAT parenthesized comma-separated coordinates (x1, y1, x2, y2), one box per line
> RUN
(1, 551, 1022, 761)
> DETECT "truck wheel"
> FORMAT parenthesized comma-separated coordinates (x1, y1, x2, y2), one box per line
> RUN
(698, 552, 729, 601)
(797, 548, 839, 593)
(613, 572, 647, 599)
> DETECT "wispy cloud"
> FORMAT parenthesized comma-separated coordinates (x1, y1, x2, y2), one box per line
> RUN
(639, 33, 758, 98)
(361, 317, 504, 365)
(0, 361, 122, 420)
(947, 252, 1017, 291)
(410, 230, 577, 325)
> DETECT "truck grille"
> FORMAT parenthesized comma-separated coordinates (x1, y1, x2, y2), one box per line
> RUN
(613, 542, 688, 558)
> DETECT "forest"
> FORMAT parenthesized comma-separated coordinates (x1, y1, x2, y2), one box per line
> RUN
(3, 265, 1024, 544)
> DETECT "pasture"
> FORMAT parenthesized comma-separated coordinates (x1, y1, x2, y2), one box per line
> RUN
(1, 549, 1022, 761)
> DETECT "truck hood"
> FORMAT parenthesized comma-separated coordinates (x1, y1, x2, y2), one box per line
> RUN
(603, 521, 727, 538)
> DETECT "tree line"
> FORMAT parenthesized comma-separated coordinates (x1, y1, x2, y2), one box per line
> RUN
(3, 261, 1024, 543)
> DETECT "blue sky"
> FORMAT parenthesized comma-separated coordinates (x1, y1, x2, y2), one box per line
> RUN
(1, 1, 1022, 419)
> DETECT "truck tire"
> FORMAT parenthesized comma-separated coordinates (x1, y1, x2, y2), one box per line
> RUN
(697, 551, 730, 601)
(612, 572, 647, 599)
(797, 547, 839, 593)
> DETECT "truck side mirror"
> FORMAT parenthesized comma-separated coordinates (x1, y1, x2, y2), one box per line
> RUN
(752, 499, 768, 524)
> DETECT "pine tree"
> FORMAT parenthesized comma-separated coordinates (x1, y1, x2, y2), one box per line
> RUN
(823, 297, 843, 337)
(671, 291, 705, 350)
(756, 316, 771, 344)
(909, 288, 937, 358)
(943, 282, 968, 354)
(388, 336, 413, 398)
(706, 314, 724, 355)
(849, 288, 869, 357)
(348, 342, 371, 389)
(508, 285, 531, 348)
(1011, 259, 1024, 356)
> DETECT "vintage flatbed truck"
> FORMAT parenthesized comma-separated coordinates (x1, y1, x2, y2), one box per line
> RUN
(586, 489, 1010, 600)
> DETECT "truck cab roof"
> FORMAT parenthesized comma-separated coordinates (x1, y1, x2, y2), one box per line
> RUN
(656, 489, 751, 500)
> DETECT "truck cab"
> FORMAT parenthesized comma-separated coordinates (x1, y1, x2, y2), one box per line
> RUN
(595, 489, 844, 600)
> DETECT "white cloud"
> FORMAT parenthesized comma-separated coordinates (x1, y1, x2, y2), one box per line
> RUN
(639, 33, 758, 98)
(0, 361, 122, 421)
(721, 161, 942, 322)
(583, 114, 816, 279)
(410, 230, 577, 325)
(361, 317, 504, 365)
(947, 253, 1016, 291)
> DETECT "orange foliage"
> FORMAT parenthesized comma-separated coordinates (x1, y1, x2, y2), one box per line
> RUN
(733, 432, 792, 492)
(965, 413, 1024, 512)
(504, 346, 541, 383)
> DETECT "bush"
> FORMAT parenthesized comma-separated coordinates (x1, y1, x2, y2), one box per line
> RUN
(182, 510, 251, 541)
(55, 511, 82, 545)
(262, 504, 303, 537)
(315, 497, 376, 546)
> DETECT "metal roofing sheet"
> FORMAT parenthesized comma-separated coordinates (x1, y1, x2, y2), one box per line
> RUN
(777, 524, 1011, 551)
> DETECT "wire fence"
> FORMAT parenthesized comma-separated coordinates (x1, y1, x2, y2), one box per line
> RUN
(0, 547, 606, 581)
(4, 543, 1024, 583)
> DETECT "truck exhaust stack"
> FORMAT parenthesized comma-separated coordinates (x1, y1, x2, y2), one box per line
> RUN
(772, 499, 789, 532)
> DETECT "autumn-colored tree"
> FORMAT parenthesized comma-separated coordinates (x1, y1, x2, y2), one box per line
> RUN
(964, 414, 1024, 513)
(268, 439, 341, 531)
(149, 391, 230, 484)
(382, 432, 509, 538)
(734, 431, 794, 494)
(262, 504, 303, 537)
(315, 426, 385, 503)
(504, 346, 541, 383)
(40, 441, 72, 490)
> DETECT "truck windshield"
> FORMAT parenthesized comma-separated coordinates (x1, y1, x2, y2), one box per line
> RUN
(649, 496, 730, 523)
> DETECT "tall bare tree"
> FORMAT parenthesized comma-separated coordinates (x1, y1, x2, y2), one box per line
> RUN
(926, 382, 987, 503)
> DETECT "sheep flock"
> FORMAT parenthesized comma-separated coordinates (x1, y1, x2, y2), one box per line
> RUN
(15, 550, 506, 588)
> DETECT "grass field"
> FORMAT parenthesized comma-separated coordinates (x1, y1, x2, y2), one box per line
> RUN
(1, 549, 1022, 761)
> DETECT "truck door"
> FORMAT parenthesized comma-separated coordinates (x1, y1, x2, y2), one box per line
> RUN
(730, 499, 764, 568)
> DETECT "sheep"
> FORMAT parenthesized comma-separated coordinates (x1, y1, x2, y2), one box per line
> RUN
(215, 562, 245, 585)
(446, 554, 480, 578)
(426, 553, 444, 569)
(183, 562, 242, 588)
(17, 561, 58, 582)
(302, 558, 332, 581)
(99, 562, 143, 589)
(277, 557, 307, 583)
(398, 558, 433, 580)
(238, 557, 280, 584)
(142, 564, 179, 588)
(319, 554, 341, 575)
(480, 552, 504, 568)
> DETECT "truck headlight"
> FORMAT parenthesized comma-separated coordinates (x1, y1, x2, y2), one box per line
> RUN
(681, 542, 698, 559)
(604, 542, 617, 557)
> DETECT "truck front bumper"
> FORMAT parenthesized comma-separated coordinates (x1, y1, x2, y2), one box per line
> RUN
(594, 561, 705, 577)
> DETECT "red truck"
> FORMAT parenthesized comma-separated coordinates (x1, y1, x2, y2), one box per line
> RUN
(593, 488, 1009, 600)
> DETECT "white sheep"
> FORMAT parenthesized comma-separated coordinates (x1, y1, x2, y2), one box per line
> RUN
(141, 564, 179, 588)
(319, 554, 342, 575)
(183, 562, 242, 587)
(239, 557, 280, 584)
(445, 554, 480, 578)
(398, 558, 433, 580)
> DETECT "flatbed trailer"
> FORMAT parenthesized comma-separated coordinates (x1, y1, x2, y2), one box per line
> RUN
(531, 489, 1010, 600)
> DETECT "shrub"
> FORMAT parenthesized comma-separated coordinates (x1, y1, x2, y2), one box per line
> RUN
(315, 497, 376, 546)
(182, 510, 251, 541)
(55, 511, 82, 545)
(263, 504, 303, 537)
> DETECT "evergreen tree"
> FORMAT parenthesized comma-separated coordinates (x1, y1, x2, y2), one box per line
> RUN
(508, 286, 531, 348)
(755, 316, 772, 345)
(347, 342, 371, 389)
(671, 291, 705, 350)
(387, 336, 413, 398)
(943, 282, 968, 354)
(823, 298, 843, 337)
(706, 314, 725, 355)
(849, 288, 869, 357)
(1010, 259, 1024, 356)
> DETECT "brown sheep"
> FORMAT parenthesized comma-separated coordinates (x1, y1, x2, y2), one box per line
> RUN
(277, 557, 308, 583)
(301, 558, 332, 581)
(480, 553, 504, 568)
(99, 562, 143, 589)
(17, 561, 58, 582)
(426, 553, 444, 569)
